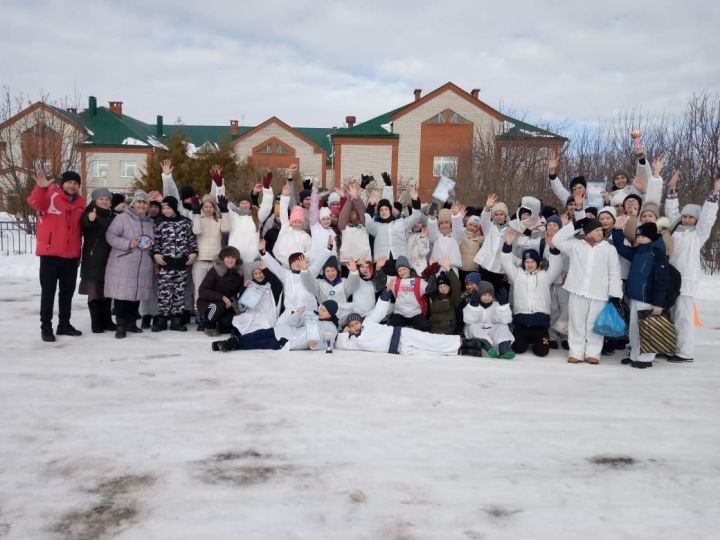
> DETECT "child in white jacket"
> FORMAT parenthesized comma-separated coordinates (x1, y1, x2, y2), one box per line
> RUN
(461, 280, 514, 359)
(427, 208, 462, 274)
(273, 183, 312, 269)
(551, 216, 623, 364)
(500, 228, 563, 357)
(301, 256, 352, 320)
(664, 177, 720, 362)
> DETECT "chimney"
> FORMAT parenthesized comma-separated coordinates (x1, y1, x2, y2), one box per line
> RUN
(88, 96, 97, 116)
(414, 89, 422, 101)
(109, 101, 123, 117)
(156, 115, 164, 138)
(66, 107, 77, 114)
(332, 126, 337, 134)
(470, 88, 480, 99)
(345, 115, 356, 128)
(230, 120, 239, 136)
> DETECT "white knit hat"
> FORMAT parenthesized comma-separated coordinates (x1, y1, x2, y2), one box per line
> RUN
(319, 207, 332, 220)
(598, 206, 617, 221)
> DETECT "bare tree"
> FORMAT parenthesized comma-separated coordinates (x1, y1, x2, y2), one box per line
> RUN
(0, 87, 88, 224)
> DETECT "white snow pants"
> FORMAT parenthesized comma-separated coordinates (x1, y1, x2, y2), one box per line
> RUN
(400, 328, 461, 356)
(192, 260, 213, 311)
(629, 299, 656, 363)
(568, 293, 606, 360)
(671, 294, 695, 360)
(550, 283, 570, 339)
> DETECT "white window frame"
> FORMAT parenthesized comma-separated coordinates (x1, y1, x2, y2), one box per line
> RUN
(93, 161, 109, 178)
(121, 161, 138, 178)
(432, 156, 458, 178)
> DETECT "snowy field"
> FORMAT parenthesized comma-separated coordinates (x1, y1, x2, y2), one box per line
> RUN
(1, 254, 719, 540)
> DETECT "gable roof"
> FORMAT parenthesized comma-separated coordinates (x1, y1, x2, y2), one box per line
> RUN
(0, 101, 87, 133)
(230, 116, 332, 158)
(332, 82, 565, 142)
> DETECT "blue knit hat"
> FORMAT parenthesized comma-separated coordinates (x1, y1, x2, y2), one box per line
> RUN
(521, 249, 541, 270)
(465, 272, 481, 286)
(546, 215, 562, 229)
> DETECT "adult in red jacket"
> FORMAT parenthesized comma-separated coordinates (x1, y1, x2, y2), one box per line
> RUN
(27, 170, 86, 342)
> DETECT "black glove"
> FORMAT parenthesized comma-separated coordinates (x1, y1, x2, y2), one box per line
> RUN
(302, 179, 313, 191)
(495, 288, 509, 305)
(380, 289, 392, 302)
(191, 195, 201, 214)
(466, 290, 481, 307)
(217, 195, 229, 213)
(360, 174, 374, 190)
(381, 172, 392, 186)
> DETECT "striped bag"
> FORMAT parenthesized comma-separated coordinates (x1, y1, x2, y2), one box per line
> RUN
(637, 310, 676, 355)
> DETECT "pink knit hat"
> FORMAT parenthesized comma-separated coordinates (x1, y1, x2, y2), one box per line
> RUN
(289, 206, 305, 224)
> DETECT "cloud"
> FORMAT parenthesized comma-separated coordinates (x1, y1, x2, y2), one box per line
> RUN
(2, 0, 718, 131)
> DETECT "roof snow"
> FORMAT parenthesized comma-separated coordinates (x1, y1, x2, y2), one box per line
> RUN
(122, 137, 149, 146)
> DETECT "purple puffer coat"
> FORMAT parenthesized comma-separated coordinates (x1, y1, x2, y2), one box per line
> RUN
(104, 208, 155, 301)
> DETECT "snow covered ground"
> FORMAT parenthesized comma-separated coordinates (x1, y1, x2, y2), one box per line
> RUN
(1, 255, 719, 540)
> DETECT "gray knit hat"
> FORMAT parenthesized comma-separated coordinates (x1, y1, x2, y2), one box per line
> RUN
(90, 187, 112, 201)
(130, 190, 150, 205)
(478, 281, 495, 297)
(680, 204, 701, 221)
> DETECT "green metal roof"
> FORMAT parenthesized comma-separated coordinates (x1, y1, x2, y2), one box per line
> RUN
(163, 124, 248, 146)
(332, 104, 408, 138)
(497, 114, 566, 140)
(78, 107, 156, 147)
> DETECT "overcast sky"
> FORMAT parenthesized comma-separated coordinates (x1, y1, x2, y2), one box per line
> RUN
(3, 0, 718, 131)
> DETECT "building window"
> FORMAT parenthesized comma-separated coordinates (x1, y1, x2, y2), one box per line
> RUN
(449, 111, 471, 124)
(121, 161, 137, 178)
(258, 144, 273, 154)
(275, 145, 289, 154)
(433, 156, 458, 177)
(93, 161, 109, 178)
(427, 112, 445, 124)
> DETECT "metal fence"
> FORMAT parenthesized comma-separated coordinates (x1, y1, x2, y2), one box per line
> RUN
(0, 221, 36, 255)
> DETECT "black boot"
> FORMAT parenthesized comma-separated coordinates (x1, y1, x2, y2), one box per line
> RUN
(140, 315, 153, 329)
(100, 299, 117, 331)
(196, 311, 206, 332)
(561, 339, 569, 350)
(169, 316, 187, 332)
(460, 338, 483, 357)
(151, 316, 168, 332)
(212, 335, 239, 352)
(88, 300, 104, 333)
(631, 360, 653, 369)
(549, 340, 559, 350)
(41, 325, 56, 342)
(57, 322, 82, 336)
(125, 318, 143, 333)
(115, 317, 127, 339)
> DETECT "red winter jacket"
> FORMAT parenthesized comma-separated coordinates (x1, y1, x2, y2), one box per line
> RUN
(27, 184, 85, 258)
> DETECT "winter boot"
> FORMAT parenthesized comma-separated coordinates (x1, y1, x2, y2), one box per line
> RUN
(567, 356, 580, 363)
(631, 360, 653, 369)
(57, 322, 82, 336)
(196, 311, 206, 332)
(169, 316, 187, 332)
(181, 309, 192, 325)
(620, 357, 632, 365)
(115, 318, 127, 339)
(561, 340, 569, 350)
(41, 325, 56, 342)
(88, 301, 104, 333)
(100, 299, 117, 331)
(125, 318, 143, 333)
(140, 315, 153, 329)
(667, 355, 693, 363)
(549, 340, 559, 350)
(487, 348, 499, 359)
(460, 338, 483, 357)
(212, 335, 239, 352)
(587, 357, 600, 365)
(151, 316, 168, 332)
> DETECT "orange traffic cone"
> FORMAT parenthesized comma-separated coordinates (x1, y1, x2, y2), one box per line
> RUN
(693, 303, 703, 327)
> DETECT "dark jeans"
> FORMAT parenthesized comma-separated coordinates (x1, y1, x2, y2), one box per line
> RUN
(224, 328, 285, 351)
(39, 256, 79, 329)
(114, 300, 141, 322)
(511, 325, 550, 357)
(387, 313, 431, 332)
(205, 301, 236, 332)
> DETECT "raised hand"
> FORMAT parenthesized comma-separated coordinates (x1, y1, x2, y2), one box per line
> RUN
(34, 169, 51, 188)
(281, 183, 290, 197)
(88, 207, 97, 222)
(548, 149, 560, 174)
(297, 255, 309, 271)
(161, 159, 173, 175)
(560, 213, 571, 227)
(668, 170, 680, 191)
(381, 172, 392, 186)
(287, 163, 298, 179)
(347, 183, 359, 199)
(368, 189, 380, 206)
(440, 256, 451, 271)
(615, 214, 629, 230)
(210, 164, 223, 186)
(148, 190, 162, 202)
(451, 200, 463, 215)
(634, 144, 646, 158)
(409, 185, 419, 200)
(505, 227, 518, 245)
(261, 170, 273, 189)
(573, 191, 585, 209)
(652, 154, 664, 177)
(347, 257, 357, 272)
(252, 183, 263, 195)
(485, 193, 498, 210)
(376, 256, 388, 270)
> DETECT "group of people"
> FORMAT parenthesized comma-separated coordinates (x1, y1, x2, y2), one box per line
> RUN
(28, 146, 719, 368)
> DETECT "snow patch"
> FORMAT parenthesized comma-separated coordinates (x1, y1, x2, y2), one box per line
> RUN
(121, 137, 149, 146)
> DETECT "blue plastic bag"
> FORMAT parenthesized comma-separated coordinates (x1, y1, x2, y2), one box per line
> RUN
(593, 302, 627, 337)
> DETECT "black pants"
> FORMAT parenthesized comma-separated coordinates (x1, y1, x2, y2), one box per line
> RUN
(479, 267, 509, 300)
(387, 313, 431, 332)
(511, 325, 550, 357)
(39, 256, 79, 328)
(223, 328, 286, 351)
(114, 300, 140, 322)
(205, 301, 236, 332)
